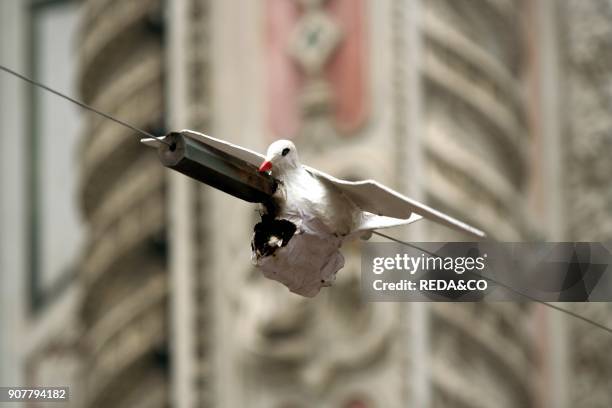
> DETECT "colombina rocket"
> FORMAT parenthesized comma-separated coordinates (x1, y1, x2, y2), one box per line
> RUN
(142, 130, 485, 297)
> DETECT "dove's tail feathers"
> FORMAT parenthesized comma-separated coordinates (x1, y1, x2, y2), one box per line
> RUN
(354, 212, 423, 235)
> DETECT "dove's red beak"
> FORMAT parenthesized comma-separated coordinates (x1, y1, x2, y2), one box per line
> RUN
(258, 160, 272, 173)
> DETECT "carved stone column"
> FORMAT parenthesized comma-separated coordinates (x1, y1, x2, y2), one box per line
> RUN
(421, 1, 534, 406)
(166, 0, 214, 407)
(77, 0, 169, 407)
(562, 1, 612, 406)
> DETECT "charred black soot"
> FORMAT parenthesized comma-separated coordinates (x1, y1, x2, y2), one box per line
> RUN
(252, 214, 297, 258)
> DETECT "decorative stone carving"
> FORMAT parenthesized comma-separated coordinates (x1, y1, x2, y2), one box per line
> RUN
(289, 0, 341, 119)
(266, 0, 368, 141)
(236, 241, 395, 395)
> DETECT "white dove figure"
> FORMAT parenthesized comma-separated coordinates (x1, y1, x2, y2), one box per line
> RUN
(142, 130, 485, 297)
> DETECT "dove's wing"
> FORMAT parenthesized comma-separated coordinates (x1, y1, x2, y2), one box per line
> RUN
(307, 167, 485, 238)
(142, 129, 265, 165)
(180, 129, 266, 165)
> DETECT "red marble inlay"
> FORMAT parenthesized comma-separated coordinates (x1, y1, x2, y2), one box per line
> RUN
(266, 0, 302, 138)
(325, 0, 369, 134)
(266, 0, 368, 138)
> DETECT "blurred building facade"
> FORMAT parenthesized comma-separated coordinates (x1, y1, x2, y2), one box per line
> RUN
(1, 0, 611, 408)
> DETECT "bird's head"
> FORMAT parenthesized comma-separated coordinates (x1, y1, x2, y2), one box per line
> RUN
(258, 139, 299, 175)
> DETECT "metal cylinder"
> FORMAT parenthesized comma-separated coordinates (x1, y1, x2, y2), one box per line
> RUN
(158, 132, 277, 203)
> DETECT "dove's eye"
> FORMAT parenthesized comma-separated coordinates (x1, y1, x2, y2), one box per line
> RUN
(282, 148, 290, 156)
